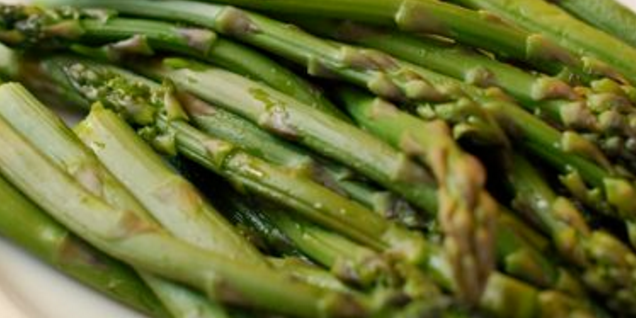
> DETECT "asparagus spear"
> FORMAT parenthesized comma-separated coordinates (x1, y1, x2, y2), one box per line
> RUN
(36, 53, 553, 314)
(20, 0, 548, 147)
(0, 19, 406, 229)
(37, 1, 623, 224)
(0, 81, 232, 318)
(134, 54, 601, 286)
(181, 164, 304, 257)
(179, 91, 427, 229)
(0, 4, 507, 190)
(446, 0, 636, 84)
(195, 168, 588, 318)
(263, 225, 471, 318)
(0, 175, 171, 318)
(1, 3, 450, 106)
(40, 0, 622, 82)
(170, 9, 636, 249)
(210, 183, 433, 293)
(554, 0, 636, 50)
(338, 86, 498, 303)
(181, 160, 443, 304)
(77, 105, 375, 315)
(0, 87, 370, 318)
(338, 87, 591, 293)
(134, 57, 442, 211)
(296, 19, 636, 169)
(4, 8, 423, 226)
(0, 5, 342, 119)
(11, 31, 608, 312)
(139, 274, 232, 318)
(215, 176, 604, 318)
(54, 1, 620, 213)
(2, 15, 447, 221)
(36, 55, 454, 287)
(108, 47, 636, 296)
(75, 107, 267, 267)
(505, 152, 636, 315)
(64, 63, 488, 314)
(267, 257, 353, 293)
(132, 56, 613, 296)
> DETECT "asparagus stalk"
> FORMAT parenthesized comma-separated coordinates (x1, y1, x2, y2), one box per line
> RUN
(336, 87, 497, 303)
(210, 180, 530, 318)
(216, 175, 603, 318)
(75, 106, 267, 267)
(139, 274, 231, 318)
(62, 2, 620, 216)
(115, 49, 636, 293)
(17, 4, 624, 236)
(54, 54, 440, 232)
(40, 0, 623, 82)
(184, 165, 304, 257)
(0, 88, 370, 318)
(267, 257, 353, 293)
(0, 3, 504, 214)
(505, 153, 636, 315)
(134, 57, 440, 211)
(338, 87, 590, 293)
(3, 12, 407, 229)
(0, 82, 231, 318)
(0, 175, 171, 318)
(554, 0, 636, 49)
(297, 19, 636, 168)
(11, 9, 422, 226)
(179, 91, 427, 229)
(483, 96, 636, 241)
(134, 55, 616, 300)
(136, 54, 574, 285)
(212, 185, 435, 294)
(8, 62, 598, 317)
(446, 0, 636, 84)
(51, 55, 496, 314)
(190, 12, 636, 249)
(203, 179, 388, 287)
(0, 5, 342, 119)
(24, 2, 451, 105)
(183, 159, 485, 317)
(12, 31, 604, 310)
(37, 55, 449, 284)
(72, 11, 624, 234)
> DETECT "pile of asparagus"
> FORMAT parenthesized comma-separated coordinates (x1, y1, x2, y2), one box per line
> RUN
(0, 0, 635, 317)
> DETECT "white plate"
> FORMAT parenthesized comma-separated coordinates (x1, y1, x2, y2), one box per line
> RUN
(2, 0, 636, 317)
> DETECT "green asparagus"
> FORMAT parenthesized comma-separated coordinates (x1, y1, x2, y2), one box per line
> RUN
(555, 0, 636, 49)
(216, 174, 603, 318)
(131, 56, 609, 297)
(75, 106, 267, 267)
(206, 176, 592, 318)
(0, 81, 231, 318)
(38, 0, 620, 82)
(178, 93, 427, 229)
(0, 87, 369, 318)
(0, 175, 171, 318)
(296, 19, 636, 169)
(38, 2, 630, 238)
(34, 55, 457, 287)
(59, 43, 628, 302)
(447, 0, 636, 84)
(1, 1, 633, 315)
(335, 87, 497, 303)
(337, 87, 592, 294)
(505, 152, 636, 314)
(0, 5, 342, 118)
